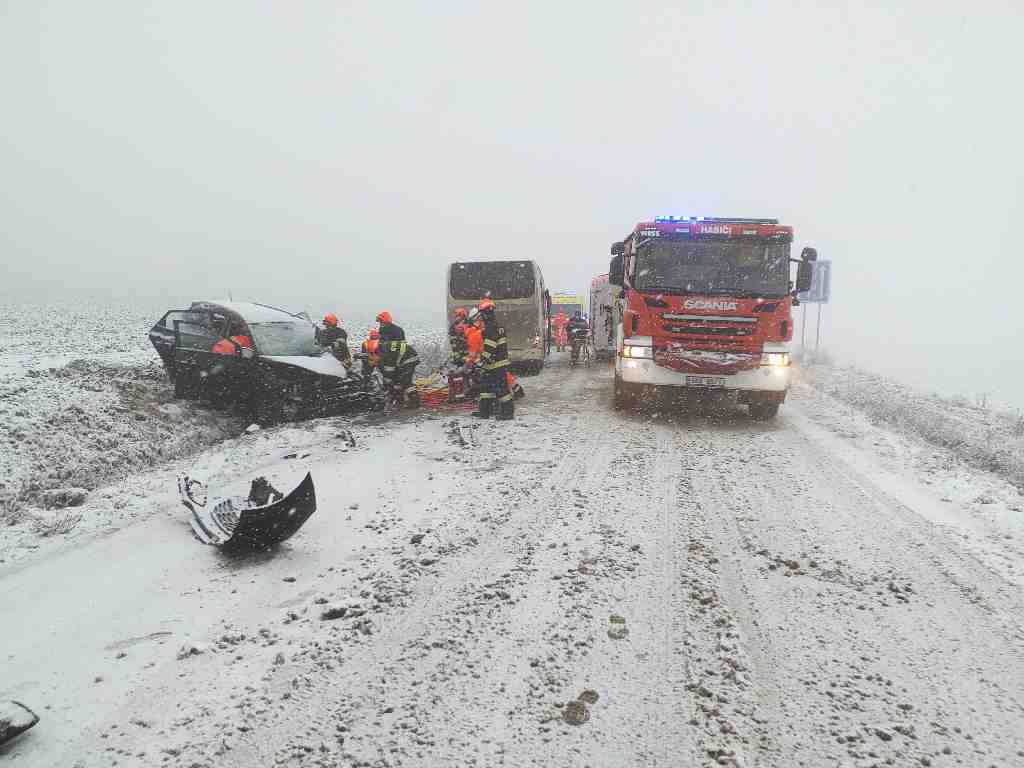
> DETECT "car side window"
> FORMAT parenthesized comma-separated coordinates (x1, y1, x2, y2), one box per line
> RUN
(160, 310, 203, 331)
(175, 312, 222, 351)
(211, 314, 231, 338)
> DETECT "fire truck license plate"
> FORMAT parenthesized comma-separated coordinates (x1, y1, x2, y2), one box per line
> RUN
(685, 375, 725, 388)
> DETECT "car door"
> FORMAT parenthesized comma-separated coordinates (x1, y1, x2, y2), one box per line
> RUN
(211, 313, 255, 399)
(149, 310, 209, 380)
(172, 311, 227, 395)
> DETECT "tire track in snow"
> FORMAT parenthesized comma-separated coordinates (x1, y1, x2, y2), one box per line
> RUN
(677, 406, 1024, 766)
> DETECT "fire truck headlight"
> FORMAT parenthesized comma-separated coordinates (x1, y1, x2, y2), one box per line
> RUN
(623, 345, 653, 360)
(761, 352, 790, 367)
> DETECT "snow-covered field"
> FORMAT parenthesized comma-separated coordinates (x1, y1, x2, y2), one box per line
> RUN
(2, 324, 1024, 766)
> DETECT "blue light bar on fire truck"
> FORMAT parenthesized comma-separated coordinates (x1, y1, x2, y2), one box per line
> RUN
(654, 216, 779, 225)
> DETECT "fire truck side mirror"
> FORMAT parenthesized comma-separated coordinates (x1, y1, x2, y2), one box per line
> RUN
(609, 254, 625, 287)
(795, 260, 814, 293)
(610, 241, 625, 256)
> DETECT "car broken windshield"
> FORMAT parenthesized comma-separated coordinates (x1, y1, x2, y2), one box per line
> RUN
(634, 239, 790, 298)
(249, 321, 320, 356)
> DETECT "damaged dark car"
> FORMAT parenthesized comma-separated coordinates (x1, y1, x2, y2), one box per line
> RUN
(149, 301, 380, 425)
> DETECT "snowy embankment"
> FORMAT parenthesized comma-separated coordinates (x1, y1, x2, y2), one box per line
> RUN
(800, 362, 1024, 491)
(2, 360, 243, 503)
(0, 300, 246, 530)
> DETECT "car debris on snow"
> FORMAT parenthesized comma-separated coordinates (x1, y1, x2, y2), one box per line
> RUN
(320, 605, 348, 620)
(178, 473, 317, 548)
(561, 699, 590, 725)
(0, 700, 40, 746)
(607, 615, 629, 640)
(176, 640, 207, 660)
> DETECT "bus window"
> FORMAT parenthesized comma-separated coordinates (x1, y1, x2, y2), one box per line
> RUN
(450, 262, 536, 300)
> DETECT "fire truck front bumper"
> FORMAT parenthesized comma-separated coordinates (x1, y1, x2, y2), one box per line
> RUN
(617, 347, 791, 396)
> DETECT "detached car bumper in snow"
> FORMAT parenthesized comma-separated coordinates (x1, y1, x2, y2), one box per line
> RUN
(178, 473, 317, 549)
(0, 701, 39, 746)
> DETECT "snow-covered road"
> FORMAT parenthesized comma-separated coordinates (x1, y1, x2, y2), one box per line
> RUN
(2, 354, 1023, 767)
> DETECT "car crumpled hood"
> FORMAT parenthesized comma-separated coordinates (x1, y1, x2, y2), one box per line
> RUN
(262, 354, 350, 379)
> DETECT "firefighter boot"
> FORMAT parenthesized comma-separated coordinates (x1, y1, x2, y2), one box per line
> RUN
(471, 397, 493, 419)
(496, 398, 514, 421)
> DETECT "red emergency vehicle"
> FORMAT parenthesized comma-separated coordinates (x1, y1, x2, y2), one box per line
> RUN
(609, 216, 816, 419)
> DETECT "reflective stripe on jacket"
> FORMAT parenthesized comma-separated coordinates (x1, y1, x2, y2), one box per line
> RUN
(480, 321, 509, 371)
(379, 340, 419, 378)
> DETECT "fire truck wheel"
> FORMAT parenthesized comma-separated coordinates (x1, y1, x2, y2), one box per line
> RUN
(749, 402, 780, 421)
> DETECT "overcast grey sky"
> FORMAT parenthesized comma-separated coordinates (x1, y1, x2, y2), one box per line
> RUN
(2, 1, 1022, 403)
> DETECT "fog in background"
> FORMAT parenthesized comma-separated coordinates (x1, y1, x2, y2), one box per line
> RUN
(2, 2, 1022, 406)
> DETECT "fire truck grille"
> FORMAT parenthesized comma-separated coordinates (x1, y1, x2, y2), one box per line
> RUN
(662, 324, 755, 337)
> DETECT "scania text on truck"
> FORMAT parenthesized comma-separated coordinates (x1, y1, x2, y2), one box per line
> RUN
(447, 260, 550, 371)
(608, 216, 816, 418)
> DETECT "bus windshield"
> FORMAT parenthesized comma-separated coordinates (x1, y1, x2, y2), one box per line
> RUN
(634, 239, 790, 298)
(450, 262, 536, 300)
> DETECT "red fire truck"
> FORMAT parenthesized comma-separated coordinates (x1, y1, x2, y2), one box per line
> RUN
(609, 216, 816, 419)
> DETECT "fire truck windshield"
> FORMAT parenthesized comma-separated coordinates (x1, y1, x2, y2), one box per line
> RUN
(633, 239, 790, 298)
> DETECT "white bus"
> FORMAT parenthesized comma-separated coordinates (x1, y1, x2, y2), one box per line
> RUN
(446, 260, 550, 371)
